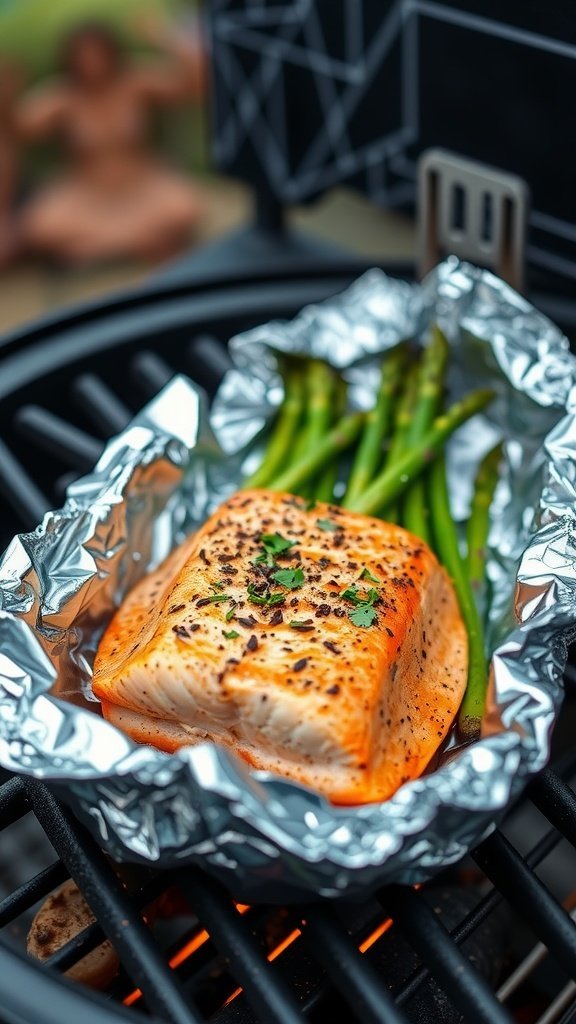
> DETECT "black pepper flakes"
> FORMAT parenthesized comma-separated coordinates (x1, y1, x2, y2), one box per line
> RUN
(293, 658, 308, 672)
(237, 615, 258, 629)
(322, 640, 340, 654)
(172, 625, 189, 637)
(326, 684, 340, 695)
(199, 549, 210, 565)
(247, 635, 258, 652)
(270, 608, 283, 626)
(168, 603, 185, 614)
(315, 603, 331, 618)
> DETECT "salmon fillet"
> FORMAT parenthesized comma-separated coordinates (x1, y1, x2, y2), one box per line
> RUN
(93, 489, 468, 804)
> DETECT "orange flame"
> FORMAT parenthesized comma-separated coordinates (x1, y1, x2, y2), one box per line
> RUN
(123, 904, 249, 1006)
(124, 905, 392, 1009)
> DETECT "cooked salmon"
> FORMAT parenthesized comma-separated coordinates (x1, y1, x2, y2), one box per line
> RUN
(93, 489, 468, 804)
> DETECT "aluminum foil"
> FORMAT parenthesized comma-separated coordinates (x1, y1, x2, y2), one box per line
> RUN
(1, 255, 575, 902)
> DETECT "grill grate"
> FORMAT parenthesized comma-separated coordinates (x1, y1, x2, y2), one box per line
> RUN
(1, 269, 576, 1023)
(2, 767, 576, 1022)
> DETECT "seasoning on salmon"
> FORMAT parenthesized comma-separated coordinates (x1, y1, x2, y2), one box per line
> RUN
(93, 489, 468, 805)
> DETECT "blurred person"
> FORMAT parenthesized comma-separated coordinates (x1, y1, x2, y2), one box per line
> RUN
(0, 15, 206, 266)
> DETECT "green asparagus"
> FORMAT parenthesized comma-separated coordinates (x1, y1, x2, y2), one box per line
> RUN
(402, 327, 450, 544)
(266, 412, 366, 495)
(315, 374, 348, 502)
(466, 442, 503, 601)
(245, 363, 304, 488)
(343, 343, 406, 507)
(347, 389, 494, 517)
(428, 454, 488, 741)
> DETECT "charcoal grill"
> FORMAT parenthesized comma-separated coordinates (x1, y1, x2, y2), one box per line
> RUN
(1, 256, 576, 1024)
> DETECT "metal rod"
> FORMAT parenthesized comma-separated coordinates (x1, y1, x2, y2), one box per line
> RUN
(188, 335, 233, 389)
(530, 769, 576, 850)
(14, 407, 103, 469)
(536, 981, 576, 1024)
(382, 887, 513, 1024)
(131, 351, 174, 395)
(0, 777, 28, 828)
(71, 375, 131, 435)
(0, 861, 68, 927)
(27, 783, 202, 1024)
(394, 826, 562, 1006)
(300, 904, 406, 1024)
(0, 440, 51, 528)
(473, 831, 576, 981)
(177, 869, 303, 1024)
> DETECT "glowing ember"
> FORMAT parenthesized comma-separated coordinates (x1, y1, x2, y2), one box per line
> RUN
(123, 902, 393, 1010)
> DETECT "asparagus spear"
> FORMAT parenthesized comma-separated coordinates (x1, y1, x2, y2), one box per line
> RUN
(245, 363, 304, 488)
(385, 364, 420, 468)
(343, 343, 406, 507)
(266, 412, 366, 494)
(315, 374, 348, 502)
(347, 389, 494, 517)
(428, 455, 487, 741)
(378, 363, 420, 521)
(466, 442, 503, 601)
(291, 359, 335, 466)
(402, 327, 450, 544)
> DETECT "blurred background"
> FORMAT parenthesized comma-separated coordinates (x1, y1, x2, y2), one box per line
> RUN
(0, 0, 414, 335)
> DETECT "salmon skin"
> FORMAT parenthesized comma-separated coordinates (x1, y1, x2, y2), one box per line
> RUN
(93, 489, 468, 805)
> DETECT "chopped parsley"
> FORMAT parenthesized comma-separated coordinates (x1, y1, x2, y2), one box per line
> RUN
(289, 619, 315, 631)
(341, 583, 380, 628)
(316, 518, 340, 532)
(360, 567, 380, 584)
(271, 567, 304, 589)
(211, 581, 224, 592)
(223, 629, 240, 640)
(225, 607, 236, 621)
(349, 604, 378, 628)
(247, 583, 286, 607)
(254, 532, 296, 567)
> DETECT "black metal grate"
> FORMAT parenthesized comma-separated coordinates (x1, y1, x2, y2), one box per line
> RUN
(1, 267, 576, 1023)
(3, 765, 576, 1023)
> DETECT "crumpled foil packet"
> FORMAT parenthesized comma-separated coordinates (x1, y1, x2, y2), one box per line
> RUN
(1, 256, 575, 902)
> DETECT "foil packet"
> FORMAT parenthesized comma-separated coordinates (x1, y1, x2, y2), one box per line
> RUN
(0, 256, 575, 902)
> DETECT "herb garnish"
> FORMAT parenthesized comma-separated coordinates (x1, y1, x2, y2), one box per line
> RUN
(289, 619, 315, 631)
(211, 581, 224, 592)
(359, 567, 380, 584)
(341, 584, 380, 628)
(223, 629, 239, 640)
(349, 604, 378, 627)
(225, 607, 236, 622)
(271, 567, 304, 589)
(316, 518, 341, 532)
(254, 532, 296, 567)
(247, 583, 286, 607)
(196, 593, 230, 607)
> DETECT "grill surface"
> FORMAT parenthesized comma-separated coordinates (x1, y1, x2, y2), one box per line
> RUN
(1, 263, 576, 1024)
